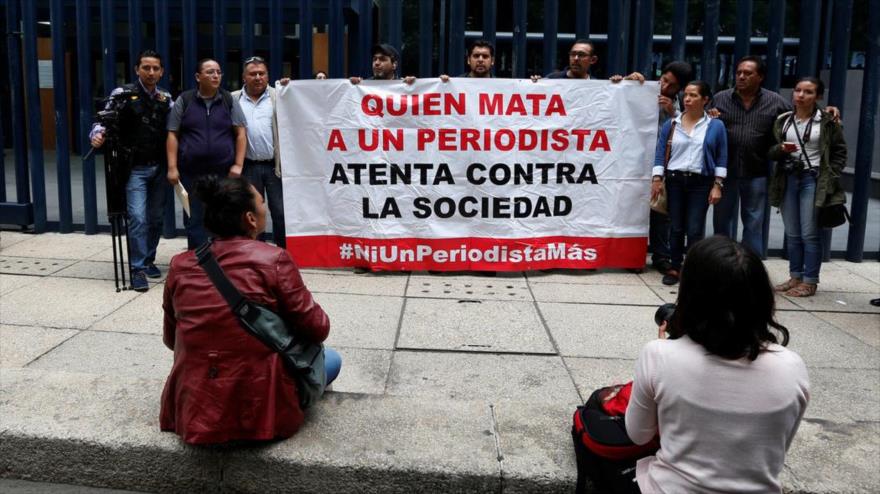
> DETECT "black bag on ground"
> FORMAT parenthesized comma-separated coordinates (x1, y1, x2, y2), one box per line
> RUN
(572, 384, 659, 494)
(195, 240, 327, 408)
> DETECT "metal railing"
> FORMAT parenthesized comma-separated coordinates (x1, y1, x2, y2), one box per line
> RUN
(1, 0, 878, 260)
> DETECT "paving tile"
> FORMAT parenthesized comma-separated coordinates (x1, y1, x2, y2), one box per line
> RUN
(0, 277, 139, 329)
(87, 236, 188, 267)
(564, 357, 638, 401)
(493, 401, 577, 493)
(386, 351, 579, 403)
(397, 298, 554, 353)
(812, 311, 880, 349)
(0, 273, 40, 296)
(222, 394, 499, 493)
(300, 271, 408, 297)
(90, 287, 165, 335)
(830, 260, 880, 286)
(531, 282, 663, 305)
(0, 231, 32, 250)
(783, 290, 880, 313)
(0, 256, 76, 276)
(318, 293, 403, 350)
(27, 330, 172, 379)
(53, 260, 167, 283)
(805, 367, 880, 423)
(526, 269, 646, 286)
(406, 275, 532, 301)
(0, 233, 108, 260)
(777, 311, 880, 369)
(0, 325, 78, 368)
(326, 347, 391, 395)
(541, 302, 658, 358)
(783, 420, 880, 494)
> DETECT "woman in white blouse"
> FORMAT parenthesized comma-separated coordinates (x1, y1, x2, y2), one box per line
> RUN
(626, 235, 810, 493)
(650, 81, 728, 286)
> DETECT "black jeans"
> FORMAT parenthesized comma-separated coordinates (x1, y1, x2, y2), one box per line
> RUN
(666, 172, 712, 270)
(243, 159, 286, 249)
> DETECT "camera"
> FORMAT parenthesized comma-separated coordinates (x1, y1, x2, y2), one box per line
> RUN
(93, 88, 139, 136)
(782, 156, 806, 173)
(654, 303, 675, 326)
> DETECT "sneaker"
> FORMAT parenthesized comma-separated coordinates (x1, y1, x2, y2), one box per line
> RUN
(661, 270, 680, 286)
(144, 263, 162, 279)
(131, 270, 149, 292)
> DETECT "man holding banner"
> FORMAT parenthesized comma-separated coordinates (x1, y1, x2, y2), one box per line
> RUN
(276, 77, 658, 273)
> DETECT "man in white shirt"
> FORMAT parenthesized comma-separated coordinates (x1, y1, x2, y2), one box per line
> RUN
(232, 56, 286, 248)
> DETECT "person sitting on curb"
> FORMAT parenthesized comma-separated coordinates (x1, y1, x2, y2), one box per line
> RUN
(160, 175, 341, 445)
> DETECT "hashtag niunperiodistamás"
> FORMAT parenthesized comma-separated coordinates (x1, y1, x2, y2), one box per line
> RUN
(339, 243, 353, 260)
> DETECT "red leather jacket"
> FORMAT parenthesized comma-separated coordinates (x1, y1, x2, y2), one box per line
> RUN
(160, 237, 329, 445)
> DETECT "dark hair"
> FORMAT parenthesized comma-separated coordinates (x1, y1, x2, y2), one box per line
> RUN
(654, 303, 676, 326)
(135, 49, 162, 68)
(661, 61, 693, 88)
(315, 70, 328, 78)
(195, 176, 257, 238)
(795, 76, 825, 98)
(571, 39, 595, 55)
(736, 55, 766, 77)
(467, 39, 495, 57)
(667, 236, 790, 361)
(686, 80, 712, 98)
(196, 58, 219, 73)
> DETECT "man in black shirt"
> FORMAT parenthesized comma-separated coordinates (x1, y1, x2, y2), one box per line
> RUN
(546, 39, 597, 79)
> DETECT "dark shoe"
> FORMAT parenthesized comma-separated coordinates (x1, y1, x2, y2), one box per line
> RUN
(661, 270, 679, 286)
(871, 298, 880, 307)
(144, 263, 162, 278)
(131, 270, 149, 292)
(652, 259, 673, 275)
(353, 267, 369, 274)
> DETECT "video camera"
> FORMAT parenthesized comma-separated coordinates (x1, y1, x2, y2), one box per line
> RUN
(92, 88, 139, 136)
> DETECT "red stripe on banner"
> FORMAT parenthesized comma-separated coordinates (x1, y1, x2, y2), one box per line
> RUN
(286, 235, 647, 271)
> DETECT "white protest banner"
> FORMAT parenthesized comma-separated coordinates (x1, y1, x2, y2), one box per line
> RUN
(277, 79, 658, 271)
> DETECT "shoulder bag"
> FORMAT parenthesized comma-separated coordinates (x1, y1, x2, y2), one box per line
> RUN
(649, 121, 676, 215)
(195, 240, 327, 408)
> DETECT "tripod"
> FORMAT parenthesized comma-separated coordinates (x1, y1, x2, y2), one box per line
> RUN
(108, 212, 133, 292)
(96, 131, 134, 292)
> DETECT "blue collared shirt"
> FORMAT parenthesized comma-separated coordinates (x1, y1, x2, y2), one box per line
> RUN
(238, 88, 275, 161)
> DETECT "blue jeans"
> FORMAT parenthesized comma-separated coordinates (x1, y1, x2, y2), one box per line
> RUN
(179, 172, 219, 250)
(126, 164, 167, 270)
(781, 171, 821, 284)
(713, 176, 767, 257)
(667, 173, 712, 270)
(324, 347, 342, 385)
(243, 160, 286, 249)
(649, 209, 671, 264)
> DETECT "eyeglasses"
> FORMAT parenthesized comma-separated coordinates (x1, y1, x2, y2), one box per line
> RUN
(244, 56, 266, 65)
(569, 51, 593, 59)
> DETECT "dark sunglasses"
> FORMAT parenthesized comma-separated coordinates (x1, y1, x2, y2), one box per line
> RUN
(244, 56, 266, 65)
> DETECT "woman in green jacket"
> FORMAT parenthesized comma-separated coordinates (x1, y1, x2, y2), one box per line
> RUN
(768, 77, 847, 297)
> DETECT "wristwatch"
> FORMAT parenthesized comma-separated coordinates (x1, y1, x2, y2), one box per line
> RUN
(713, 179, 724, 189)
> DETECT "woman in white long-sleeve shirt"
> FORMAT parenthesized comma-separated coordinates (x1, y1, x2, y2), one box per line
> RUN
(625, 236, 809, 493)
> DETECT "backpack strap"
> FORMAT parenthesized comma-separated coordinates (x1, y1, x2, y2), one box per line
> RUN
(178, 89, 197, 116)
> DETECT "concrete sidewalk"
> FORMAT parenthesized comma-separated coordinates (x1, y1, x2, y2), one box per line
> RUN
(1, 231, 878, 493)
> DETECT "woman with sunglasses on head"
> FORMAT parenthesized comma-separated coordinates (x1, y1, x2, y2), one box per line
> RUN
(651, 81, 728, 286)
(768, 77, 847, 298)
(160, 175, 341, 445)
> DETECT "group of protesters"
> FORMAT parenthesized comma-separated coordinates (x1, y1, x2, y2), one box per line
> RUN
(88, 39, 849, 493)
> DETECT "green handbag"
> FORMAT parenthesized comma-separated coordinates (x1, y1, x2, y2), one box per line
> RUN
(196, 240, 327, 408)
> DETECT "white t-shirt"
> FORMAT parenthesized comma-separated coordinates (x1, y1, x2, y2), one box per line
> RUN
(625, 335, 810, 493)
(784, 109, 822, 170)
